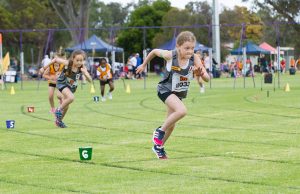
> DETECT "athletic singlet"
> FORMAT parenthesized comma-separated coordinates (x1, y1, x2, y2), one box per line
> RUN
(97, 64, 112, 79)
(157, 50, 194, 98)
(56, 67, 82, 93)
(49, 63, 64, 75)
(48, 63, 64, 84)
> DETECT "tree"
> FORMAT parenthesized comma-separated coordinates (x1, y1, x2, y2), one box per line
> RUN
(49, 0, 91, 44)
(0, 0, 65, 65)
(249, 0, 300, 55)
(117, 0, 171, 54)
(89, 1, 132, 41)
(220, 6, 263, 47)
(153, 1, 212, 48)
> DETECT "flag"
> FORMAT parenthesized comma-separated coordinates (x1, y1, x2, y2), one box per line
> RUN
(2, 52, 10, 73)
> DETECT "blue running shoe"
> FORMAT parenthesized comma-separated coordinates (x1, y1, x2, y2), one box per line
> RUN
(153, 127, 165, 146)
(55, 108, 63, 121)
(152, 145, 168, 159)
(55, 119, 67, 128)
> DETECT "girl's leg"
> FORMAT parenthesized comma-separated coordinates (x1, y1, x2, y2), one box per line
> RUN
(108, 81, 114, 93)
(162, 106, 175, 144)
(62, 105, 69, 119)
(55, 89, 73, 128)
(107, 81, 114, 100)
(56, 90, 63, 105)
(161, 94, 187, 131)
(100, 84, 106, 101)
(48, 86, 55, 110)
(152, 94, 186, 159)
(59, 88, 74, 111)
(153, 94, 186, 146)
(100, 85, 105, 97)
(56, 90, 68, 119)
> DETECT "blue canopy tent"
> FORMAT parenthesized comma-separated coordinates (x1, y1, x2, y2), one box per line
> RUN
(66, 35, 124, 77)
(65, 34, 123, 53)
(158, 37, 209, 51)
(231, 42, 270, 55)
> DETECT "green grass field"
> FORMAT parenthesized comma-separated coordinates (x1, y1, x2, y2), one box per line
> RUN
(0, 73, 299, 193)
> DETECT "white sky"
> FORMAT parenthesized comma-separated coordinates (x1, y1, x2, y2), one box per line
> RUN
(100, 0, 251, 10)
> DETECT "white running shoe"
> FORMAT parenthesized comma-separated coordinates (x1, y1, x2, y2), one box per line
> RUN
(107, 92, 112, 100)
(101, 96, 106, 102)
(200, 87, 205, 93)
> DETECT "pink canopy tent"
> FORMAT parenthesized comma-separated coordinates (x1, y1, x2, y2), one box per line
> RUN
(259, 42, 284, 54)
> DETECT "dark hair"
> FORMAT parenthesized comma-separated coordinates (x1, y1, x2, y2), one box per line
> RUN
(65, 49, 86, 76)
(100, 58, 107, 64)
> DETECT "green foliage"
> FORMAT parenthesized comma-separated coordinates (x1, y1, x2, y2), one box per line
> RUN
(0, 0, 66, 65)
(251, 0, 300, 55)
(117, 0, 171, 55)
(221, 6, 263, 47)
(153, 1, 211, 48)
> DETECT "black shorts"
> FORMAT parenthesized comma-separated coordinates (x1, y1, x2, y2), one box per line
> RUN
(100, 79, 113, 86)
(58, 85, 76, 93)
(49, 83, 56, 88)
(157, 92, 182, 103)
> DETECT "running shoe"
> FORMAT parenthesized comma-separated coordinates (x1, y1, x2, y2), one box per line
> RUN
(152, 127, 165, 146)
(152, 145, 168, 159)
(55, 108, 63, 121)
(55, 119, 67, 128)
(107, 92, 112, 100)
(200, 87, 205, 93)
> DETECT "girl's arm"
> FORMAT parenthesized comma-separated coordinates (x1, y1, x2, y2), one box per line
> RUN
(194, 54, 210, 82)
(42, 67, 51, 80)
(39, 57, 67, 74)
(81, 65, 92, 83)
(136, 49, 172, 74)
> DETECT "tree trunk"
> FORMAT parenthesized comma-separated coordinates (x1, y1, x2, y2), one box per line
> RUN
(49, 0, 91, 44)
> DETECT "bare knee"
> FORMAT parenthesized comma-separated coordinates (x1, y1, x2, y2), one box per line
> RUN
(110, 85, 114, 91)
(49, 93, 54, 100)
(67, 95, 75, 103)
(176, 107, 187, 118)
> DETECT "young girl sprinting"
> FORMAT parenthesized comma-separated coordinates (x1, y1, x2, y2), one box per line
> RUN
(136, 31, 210, 159)
(44, 50, 92, 128)
(96, 58, 114, 101)
(42, 59, 64, 113)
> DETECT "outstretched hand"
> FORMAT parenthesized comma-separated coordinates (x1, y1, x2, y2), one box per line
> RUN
(136, 65, 146, 74)
(194, 66, 204, 77)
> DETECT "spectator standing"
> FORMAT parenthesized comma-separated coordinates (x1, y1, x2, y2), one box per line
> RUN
(42, 55, 51, 67)
(129, 53, 137, 79)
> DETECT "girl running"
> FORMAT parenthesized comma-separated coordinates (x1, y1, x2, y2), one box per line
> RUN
(136, 31, 210, 159)
(42, 58, 64, 113)
(96, 58, 114, 101)
(42, 49, 93, 128)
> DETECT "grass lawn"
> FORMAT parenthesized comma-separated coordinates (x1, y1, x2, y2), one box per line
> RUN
(0, 73, 299, 193)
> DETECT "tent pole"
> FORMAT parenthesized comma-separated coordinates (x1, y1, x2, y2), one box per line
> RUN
(143, 28, 146, 89)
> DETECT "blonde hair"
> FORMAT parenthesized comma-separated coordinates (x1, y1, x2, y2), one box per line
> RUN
(176, 31, 196, 46)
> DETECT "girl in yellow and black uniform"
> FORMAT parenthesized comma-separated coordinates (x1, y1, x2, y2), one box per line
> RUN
(43, 61, 64, 113)
(97, 58, 114, 101)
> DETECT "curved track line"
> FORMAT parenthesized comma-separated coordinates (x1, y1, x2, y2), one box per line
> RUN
(139, 97, 300, 135)
(1, 149, 299, 191)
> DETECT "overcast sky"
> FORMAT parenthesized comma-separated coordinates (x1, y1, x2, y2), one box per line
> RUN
(100, 0, 251, 10)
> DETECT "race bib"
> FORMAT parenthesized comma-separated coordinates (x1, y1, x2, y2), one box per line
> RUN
(67, 74, 80, 88)
(171, 72, 192, 92)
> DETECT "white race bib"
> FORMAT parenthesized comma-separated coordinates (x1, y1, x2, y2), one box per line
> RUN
(171, 72, 192, 92)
